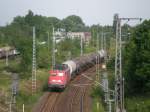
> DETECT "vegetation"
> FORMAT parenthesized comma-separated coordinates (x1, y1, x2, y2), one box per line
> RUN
(0, 10, 108, 111)
(124, 20, 150, 95)
(0, 10, 149, 112)
(0, 10, 96, 74)
(91, 85, 105, 112)
(16, 69, 49, 112)
(105, 19, 150, 112)
(61, 15, 88, 32)
(121, 20, 150, 112)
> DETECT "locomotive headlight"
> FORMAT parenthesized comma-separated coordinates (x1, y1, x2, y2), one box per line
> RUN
(58, 73, 63, 76)
(52, 80, 56, 82)
(57, 80, 62, 82)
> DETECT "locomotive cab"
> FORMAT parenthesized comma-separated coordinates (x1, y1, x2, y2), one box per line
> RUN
(48, 64, 70, 89)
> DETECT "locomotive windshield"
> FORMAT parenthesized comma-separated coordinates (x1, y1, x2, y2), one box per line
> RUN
(53, 64, 67, 70)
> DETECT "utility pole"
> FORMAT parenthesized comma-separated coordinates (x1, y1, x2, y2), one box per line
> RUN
(47, 31, 50, 51)
(32, 26, 36, 94)
(96, 26, 100, 81)
(114, 14, 141, 112)
(96, 55, 100, 81)
(103, 32, 111, 62)
(80, 36, 83, 56)
(9, 103, 11, 112)
(5, 46, 9, 66)
(101, 28, 114, 112)
(52, 27, 55, 69)
(101, 28, 104, 50)
(97, 28, 100, 52)
(101, 29, 108, 51)
(67, 51, 71, 60)
(11, 73, 18, 104)
(103, 33, 106, 52)
(102, 32, 110, 51)
(6, 50, 8, 66)
(114, 14, 125, 112)
(23, 104, 24, 112)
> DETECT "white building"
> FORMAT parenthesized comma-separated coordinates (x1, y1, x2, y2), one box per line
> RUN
(67, 32, 91, 44)
(53, 30, 92, 44)
(54, 29, 66, 43)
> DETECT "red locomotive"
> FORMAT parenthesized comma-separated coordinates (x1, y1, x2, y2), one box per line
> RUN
(48, 50, 106, 90)
(48, 64, 70, 89)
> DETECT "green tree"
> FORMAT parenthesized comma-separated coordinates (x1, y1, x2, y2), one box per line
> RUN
(56, 38, 81, 63)
(61, 15, 85, 32)
(37, 44, 51, 68)
(124, 20, 150, 95)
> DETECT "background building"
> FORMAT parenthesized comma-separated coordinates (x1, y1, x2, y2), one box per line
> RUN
(67, 32, 91, 44)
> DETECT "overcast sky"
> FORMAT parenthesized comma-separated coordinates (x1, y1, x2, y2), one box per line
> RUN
(0, 0, 150, 26)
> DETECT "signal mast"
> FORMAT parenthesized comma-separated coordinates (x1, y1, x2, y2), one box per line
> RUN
(114, 14, 141, 112)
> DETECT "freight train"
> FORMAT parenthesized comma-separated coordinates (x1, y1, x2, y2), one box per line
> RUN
(48, 49, 106, 90)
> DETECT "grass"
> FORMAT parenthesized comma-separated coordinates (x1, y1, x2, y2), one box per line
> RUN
(125, 96, 150, 112)
(0, 77, 11, 91)
(0, 57, 50, 112)
(92, 98, 105, 112)
(0, 57, 20, 72)
(0, 59, 6, 71)
(91, 84, 105, 112)
(0, 59, 12, 92)
(107, 66, 150, 112)
(16, 69, 49, 112)
(16, 91, 43, 112)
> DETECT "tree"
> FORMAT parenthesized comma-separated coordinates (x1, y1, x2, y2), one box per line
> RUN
(0, 10, 94, 77)
(124, 20, 150, 95)
(56, 38, 80, 62)
(25, 10, 34, 26)
(61, 15, 85, 32)
(37, 44, 51, 68)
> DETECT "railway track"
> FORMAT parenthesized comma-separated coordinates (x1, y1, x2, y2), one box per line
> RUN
(69, 67, 95, 112)
(33, 65, 99, 112)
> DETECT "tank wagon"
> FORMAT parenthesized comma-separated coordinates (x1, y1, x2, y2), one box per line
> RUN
(48, 49, 106, 89)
